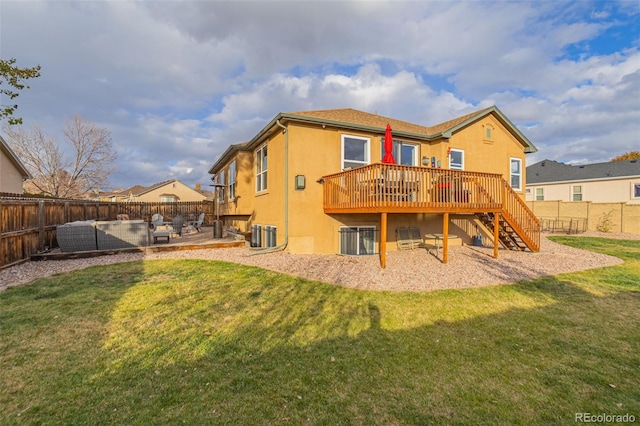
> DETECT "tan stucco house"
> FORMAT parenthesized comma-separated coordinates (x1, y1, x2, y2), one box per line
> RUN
(0, 135, 31, 194)
(209, 106, 540, 266)
(105, 180, 213, 202)
(526, 159, 640, 205)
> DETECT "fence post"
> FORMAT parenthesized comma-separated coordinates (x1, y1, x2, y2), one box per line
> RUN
(38, 200, 45, 250)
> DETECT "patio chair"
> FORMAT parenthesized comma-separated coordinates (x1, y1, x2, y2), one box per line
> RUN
(151, 213, 163, 229)
(171, 215, 184, 237)
(409, 227, 423, 249)
(188, 212, 205, 233)
(396, 227, 413, 251)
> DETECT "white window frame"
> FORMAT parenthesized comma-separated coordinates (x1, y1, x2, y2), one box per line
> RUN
(341, 135, 370, 170)
(265, 225, 277, 248)
(510, 157, 522, 190)
(229, 161, 237, 200)
(535, 188, 544, 201)
(449, 149, 464, 170)
(256, 144, 268, 192)
(572, 185, 583, 201)
(380, 139, 418, 166)
(339, 226, 377, 256)
(251, 224, 262, 247)
(161, 195, 176, 203)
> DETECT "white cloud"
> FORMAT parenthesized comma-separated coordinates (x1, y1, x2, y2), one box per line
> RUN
(0, 0, 638, 189)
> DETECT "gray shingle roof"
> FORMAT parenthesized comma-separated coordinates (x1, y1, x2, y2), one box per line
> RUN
(527, 159, 640, 184)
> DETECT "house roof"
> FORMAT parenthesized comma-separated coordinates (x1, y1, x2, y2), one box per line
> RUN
(137, 179, 178, 196)
(527, 159, 640, 184)
(209, 106, 537, 174)
(0, 135, 32, 179)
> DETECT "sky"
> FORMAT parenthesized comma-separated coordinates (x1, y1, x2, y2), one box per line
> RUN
(1, 0, 639, 191)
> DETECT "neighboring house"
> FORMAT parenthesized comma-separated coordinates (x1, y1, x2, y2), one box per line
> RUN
(104, 180, 213, 202)
(208, 106, 539, 266)
(0, 135, 31, 194)
(526, 159, 640, 204)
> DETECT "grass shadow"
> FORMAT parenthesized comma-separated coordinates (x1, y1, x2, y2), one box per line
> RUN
(1, 237, 638, 424)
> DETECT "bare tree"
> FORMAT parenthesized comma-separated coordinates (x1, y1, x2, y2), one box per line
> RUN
(3, 115, 117, 198)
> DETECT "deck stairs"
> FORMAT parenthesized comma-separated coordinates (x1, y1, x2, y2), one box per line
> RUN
(476, 212, 528, 251)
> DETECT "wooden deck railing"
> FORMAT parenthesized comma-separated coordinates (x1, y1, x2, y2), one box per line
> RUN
(322, 163, 540, 251)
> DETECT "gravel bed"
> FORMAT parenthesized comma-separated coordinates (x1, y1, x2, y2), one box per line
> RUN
(1, 232, 635, 293)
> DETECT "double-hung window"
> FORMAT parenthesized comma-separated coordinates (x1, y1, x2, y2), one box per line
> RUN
(449, 149, 464, 170)
(510, 158, 522, 190)
(342, 135, 369, 170)
(229, 161, 236, 200)
(535, 188, 544, 201)
(572, 185, 583, 201)
(256, 145, 268, 192)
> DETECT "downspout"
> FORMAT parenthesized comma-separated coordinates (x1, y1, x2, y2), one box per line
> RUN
(249, 119, 289, 255)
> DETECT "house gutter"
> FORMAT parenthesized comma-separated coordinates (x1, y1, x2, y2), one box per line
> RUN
(249, 118, 289, 255)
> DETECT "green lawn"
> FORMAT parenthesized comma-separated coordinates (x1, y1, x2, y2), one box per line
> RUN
(1, 237, 638, 425)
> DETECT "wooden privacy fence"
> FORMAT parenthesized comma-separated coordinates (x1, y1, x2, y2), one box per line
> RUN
(0, 199, 214, 270)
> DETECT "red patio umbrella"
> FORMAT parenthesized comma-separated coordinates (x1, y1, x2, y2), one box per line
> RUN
(382, 123, 395, 164)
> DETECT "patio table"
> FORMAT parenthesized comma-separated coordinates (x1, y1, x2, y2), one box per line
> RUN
(424, 233, 460, 256)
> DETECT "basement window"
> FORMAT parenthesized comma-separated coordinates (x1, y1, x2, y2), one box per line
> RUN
(339, 226, 377, 256)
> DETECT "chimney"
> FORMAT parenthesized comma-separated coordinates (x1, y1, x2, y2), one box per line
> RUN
(195, 183, 202, 191)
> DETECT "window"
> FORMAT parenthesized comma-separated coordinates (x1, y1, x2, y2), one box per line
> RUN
(632, 183, 640, 199)
(218, 170, 226, 202)
(342, 135, 369, 170)
(229, 161, 237, 200)
(535, 188, 544, 201)
(510, 158, 522, 190)
(161, 195, 176, 203)
(339, 226, 377, 255)
(256, 145, 268, 192)
(449, 149, 464, 170)
(251, 224, 262, 247)
(572, 185, 583, 201)
(380, 139, 418, 166)
(265, 226, 277, 248)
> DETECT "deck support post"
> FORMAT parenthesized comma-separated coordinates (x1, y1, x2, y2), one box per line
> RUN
(442, 212, 449, 264)
(493, 211, 500, 259)
(380, 212, 387, 268)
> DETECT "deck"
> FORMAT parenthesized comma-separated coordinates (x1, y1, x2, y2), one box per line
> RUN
(321, 163, 541, 267)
